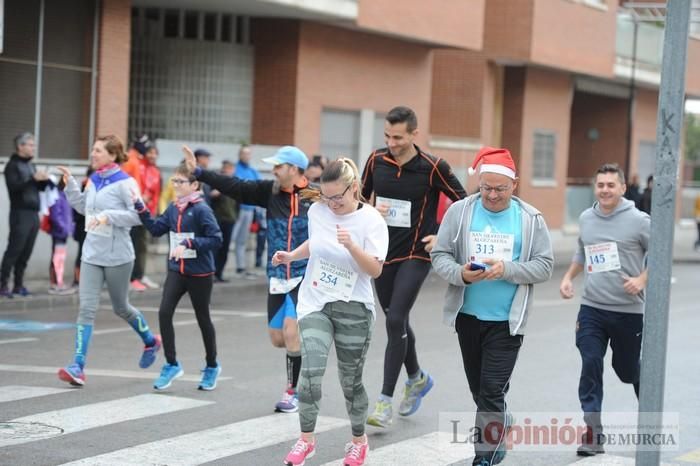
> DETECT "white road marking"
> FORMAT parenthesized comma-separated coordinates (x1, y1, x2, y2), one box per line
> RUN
(0, 385, 72, 403)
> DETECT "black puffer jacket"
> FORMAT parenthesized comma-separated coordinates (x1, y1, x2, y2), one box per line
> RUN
(4, 153, 48, 211)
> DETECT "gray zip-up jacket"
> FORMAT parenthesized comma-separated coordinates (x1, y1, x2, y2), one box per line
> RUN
(64, 168, 141, 267)
(430, 194, 553, 335)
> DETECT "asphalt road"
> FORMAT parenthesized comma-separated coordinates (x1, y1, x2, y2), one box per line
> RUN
(0, 264, 698, 466)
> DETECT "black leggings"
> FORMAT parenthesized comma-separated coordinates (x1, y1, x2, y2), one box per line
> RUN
(374, 259, 431, 397)
(159, 270, 217, 367)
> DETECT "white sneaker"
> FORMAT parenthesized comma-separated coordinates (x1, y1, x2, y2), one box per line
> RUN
(141, 276, 160, 289)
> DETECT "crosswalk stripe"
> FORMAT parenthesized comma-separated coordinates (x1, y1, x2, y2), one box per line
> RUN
(0, 385, 72, 403)
(59, 414, 349, 465)
(0, 337, 38, 345)
(0, 394, 212, 448)
(0, 363, 232, 383)
(677, 448, 700, 462)
(319, 431, 471, 466)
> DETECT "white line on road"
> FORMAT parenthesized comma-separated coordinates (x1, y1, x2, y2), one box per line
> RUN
(92, 317, 224, 335)
(59, 414, 349, 466)
(0, 337, 38, 345)
(0, 385, 72, 403)
(136, 306, 265, 318)
(0, 394, 212, 448)
(567, 455, 680, 465)
(0, 364, 232, 383)
(319, 431, 472, 466)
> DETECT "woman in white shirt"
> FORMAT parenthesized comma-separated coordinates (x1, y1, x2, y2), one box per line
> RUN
(273, 158, 388, 466)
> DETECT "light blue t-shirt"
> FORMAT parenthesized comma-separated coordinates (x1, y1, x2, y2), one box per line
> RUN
(462, 201, 522, 321)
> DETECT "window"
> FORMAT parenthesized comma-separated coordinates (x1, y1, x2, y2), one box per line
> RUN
(372, 113, 386, 150)
(164, 9, 179, 38)
(320, 109, 360, 161)
(203, 13, 217, 41)
(532, 131, 556, 182)
(184, 11, 199, 39)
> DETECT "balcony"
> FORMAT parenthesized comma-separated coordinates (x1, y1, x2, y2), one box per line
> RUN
(614, 13, 664, 86)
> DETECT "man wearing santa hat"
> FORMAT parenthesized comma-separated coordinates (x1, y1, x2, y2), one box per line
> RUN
(431, 146, 553, 466)
(361, 106, 466, 429)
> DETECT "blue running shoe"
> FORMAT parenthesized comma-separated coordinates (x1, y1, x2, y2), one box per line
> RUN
(398, 372, 434, 416)
(153, 363, 183, 390)
(58, 363, 85, 387)
(139, 334, 161, 369)
(12, 287, 30, 297)
(198, 364, 221, 391)
(275, 388, 299, 413)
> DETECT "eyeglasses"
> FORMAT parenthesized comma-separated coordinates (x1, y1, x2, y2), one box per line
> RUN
(320, 184, 351, 203)
(479, 184, 511, 194)
(171, 178, 191, 185)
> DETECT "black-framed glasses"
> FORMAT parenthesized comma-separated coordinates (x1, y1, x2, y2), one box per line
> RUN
(320, 184, 351, 203)
(171, 178, 192, 185)
(479, 184, 511, 194)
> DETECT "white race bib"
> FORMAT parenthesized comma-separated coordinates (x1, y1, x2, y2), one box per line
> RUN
(584, 242, 621, 273)
(376, 196, 411, 228)
(85, 214, 113, 238)
(170, 232, 197, 259)
(310, 257, 358, 301)
(269, 276, 303, 295)
(469, 231, 515, 263)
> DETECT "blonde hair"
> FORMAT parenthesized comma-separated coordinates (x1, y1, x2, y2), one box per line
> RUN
(300, 157, 364, 202)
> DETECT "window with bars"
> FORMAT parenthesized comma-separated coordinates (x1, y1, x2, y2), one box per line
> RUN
(532, 131, 556, 182)
(320, 109, 361, 162)
(129, 7, 253, 143)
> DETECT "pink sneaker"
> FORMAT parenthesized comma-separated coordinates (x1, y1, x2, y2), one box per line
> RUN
(284, 437, 315, 466)
(343, 440, 369, 466)
(130, 279, 147, 292)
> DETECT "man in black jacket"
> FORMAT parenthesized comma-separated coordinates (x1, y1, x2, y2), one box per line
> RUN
(1, 133, 50, 298)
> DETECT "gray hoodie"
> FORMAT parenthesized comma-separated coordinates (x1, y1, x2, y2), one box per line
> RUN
(574, 198, 649, 314)
(430, 194, 553, 335)
(64, 168, 141, 267)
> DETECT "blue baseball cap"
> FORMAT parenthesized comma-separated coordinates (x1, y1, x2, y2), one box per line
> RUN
(262, 146, 309, 170)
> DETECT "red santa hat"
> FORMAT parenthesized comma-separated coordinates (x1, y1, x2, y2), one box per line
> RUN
(468, 147, 516, 179)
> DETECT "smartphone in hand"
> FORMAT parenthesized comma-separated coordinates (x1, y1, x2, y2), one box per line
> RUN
(469, 261, 487, 271)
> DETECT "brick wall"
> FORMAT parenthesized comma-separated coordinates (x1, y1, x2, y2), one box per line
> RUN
(501, 67, 526, 171)
(430, 50, 488, 139)
(518, 68, 572, 228)
(95, 0, 131, 142)
(294, 22, 432, 154)
(483, 0, 534, 61)
(250, 19, 300, 146)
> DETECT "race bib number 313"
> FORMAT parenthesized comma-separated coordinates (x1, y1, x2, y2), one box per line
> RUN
(468, 231, 515, 262)
(310, 257, 358, 301)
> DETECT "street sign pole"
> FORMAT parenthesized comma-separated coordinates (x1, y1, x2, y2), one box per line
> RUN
(636, 1, 691, 465)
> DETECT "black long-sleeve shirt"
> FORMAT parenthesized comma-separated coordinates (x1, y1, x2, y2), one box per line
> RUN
(361, 145, 466, 263)
(4, 153, 49, 211)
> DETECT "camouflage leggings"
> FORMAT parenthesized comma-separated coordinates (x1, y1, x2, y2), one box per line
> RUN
(298, 301, 374, 437)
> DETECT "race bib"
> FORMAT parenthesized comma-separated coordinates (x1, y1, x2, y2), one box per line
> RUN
(469, 231, 515, 262)
(85, 214, 113, 238)
(169, 232, 197, 259)
(584, 242, 621, 273)
(310, 257, 358, 301)
(269, 276, 303, 295)
(376, 196, 411, 228)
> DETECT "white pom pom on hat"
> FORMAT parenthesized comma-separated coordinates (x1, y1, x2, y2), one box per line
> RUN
(469, 147, 516, 179)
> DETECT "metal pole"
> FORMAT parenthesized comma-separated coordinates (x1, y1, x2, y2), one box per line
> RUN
(88, 0, 101, 153)
(624, 19, 638, 178)
(636, 1, 691, 465)
(33, 0, 45, 158)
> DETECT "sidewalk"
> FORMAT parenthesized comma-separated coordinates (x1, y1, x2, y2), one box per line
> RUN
(3, 223, 699, 303)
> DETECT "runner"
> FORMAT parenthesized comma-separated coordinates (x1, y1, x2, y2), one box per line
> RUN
(55, 135, 161, 387)
(184, 144, 310, 412)
(133, 163, 223, 390)
(361, 106, 466, 427)
(559, 163, 650, 456)
(273, 158, 388, 466)
(431, 147, 554, 466)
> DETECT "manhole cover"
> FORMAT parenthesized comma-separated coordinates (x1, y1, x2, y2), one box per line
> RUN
(0, 422, 63, 441)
